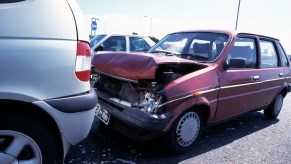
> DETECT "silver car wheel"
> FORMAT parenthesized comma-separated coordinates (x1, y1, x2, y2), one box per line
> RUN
(274, 94, 283, 115)
(0, 130, 42, 164)
(176, 112, 200, 147)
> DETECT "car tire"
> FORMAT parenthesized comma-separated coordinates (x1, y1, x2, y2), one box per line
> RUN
(264, 93, 284, 119)
(0, 112, 61, 164)
(165, 110, 203, 153)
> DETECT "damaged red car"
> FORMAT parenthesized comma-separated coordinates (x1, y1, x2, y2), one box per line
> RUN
(91, 30, 291, 153)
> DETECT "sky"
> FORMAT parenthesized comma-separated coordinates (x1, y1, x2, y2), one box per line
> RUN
(76, 0, 291, 53)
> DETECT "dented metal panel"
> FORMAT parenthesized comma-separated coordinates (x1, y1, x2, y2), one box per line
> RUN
(91, 52, 206, 81)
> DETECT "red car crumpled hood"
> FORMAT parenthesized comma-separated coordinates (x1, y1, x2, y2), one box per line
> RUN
(91, 52, 204, 81)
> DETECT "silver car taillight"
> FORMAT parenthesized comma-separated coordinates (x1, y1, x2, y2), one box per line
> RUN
(75, 41, 91, 82)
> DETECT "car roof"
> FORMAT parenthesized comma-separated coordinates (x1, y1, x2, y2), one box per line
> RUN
(167, 29, 279, 41)
(237, 32, 279, 41)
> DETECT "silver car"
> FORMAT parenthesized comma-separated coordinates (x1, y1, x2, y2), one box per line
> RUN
(0, 0, 97, 163)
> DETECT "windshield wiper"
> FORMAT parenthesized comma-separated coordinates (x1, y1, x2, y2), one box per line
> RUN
(151, 50, 181, 57)
(180, 54, 209, 60)
(151, 50, 175, 55)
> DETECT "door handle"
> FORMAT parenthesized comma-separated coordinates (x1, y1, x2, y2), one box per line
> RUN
(279, 73, 284, 77)
(252, 75, 260, 81)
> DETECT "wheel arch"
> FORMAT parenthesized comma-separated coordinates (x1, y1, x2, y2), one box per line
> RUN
(281, 86, 288, 98)
(188, 104, 210, 126)
(163, 103, 209, 153)
(163, 103, 211, 132)
(0, 99, 64, 158)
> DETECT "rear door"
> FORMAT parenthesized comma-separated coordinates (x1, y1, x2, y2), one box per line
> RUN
(257, 39, 287, 106)
(276, 42, 291, 86)
(216, 35, 261, 120)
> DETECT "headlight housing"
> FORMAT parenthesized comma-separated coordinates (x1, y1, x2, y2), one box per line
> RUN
(138, 92, 163, 114)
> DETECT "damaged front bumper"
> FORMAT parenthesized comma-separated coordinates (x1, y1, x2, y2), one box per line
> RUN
(97, 91, 172, 140)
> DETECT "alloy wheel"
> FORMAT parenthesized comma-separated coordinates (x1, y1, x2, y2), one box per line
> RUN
(0, 130, 42, 164)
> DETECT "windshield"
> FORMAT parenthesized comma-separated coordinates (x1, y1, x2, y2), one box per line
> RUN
(148, 32, 229, 62)
(90, 34, 106, 48)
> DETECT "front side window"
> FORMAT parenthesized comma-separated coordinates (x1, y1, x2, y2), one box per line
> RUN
(148, 32, 229, 62)
(260, 40, 279, 68)
(226, 37, 257, 69)
(129, 37, 151, 52)
(101, 36, 126, 51)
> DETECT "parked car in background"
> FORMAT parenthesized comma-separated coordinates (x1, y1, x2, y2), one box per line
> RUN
(91, 30, 291, 153)
(0, 0, 97, 163)
(90, 34, 155, 55)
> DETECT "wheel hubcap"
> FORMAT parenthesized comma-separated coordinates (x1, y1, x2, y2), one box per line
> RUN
(176, 112, 200, 147)
(0, 130, 42, 164)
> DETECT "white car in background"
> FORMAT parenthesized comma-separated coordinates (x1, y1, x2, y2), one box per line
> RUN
(90, 34, 155, 55)
(0, 0, 97, 163)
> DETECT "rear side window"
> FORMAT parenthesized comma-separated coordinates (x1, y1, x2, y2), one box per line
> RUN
(0, 0, 24, 3)
(276, 42, 289, 67)
(260, 40, 279, 68)
(129, 37, 151, 52)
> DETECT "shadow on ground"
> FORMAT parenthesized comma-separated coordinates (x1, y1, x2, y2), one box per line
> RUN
(64, 111, 279, 164)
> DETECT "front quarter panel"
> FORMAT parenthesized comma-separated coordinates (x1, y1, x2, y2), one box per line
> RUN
(162, 91, 219, 132)
(163, 64, 219, 100)
(162, 64, 220, 131)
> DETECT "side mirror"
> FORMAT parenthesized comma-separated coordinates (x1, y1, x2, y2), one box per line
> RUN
(228, 59, 245, 69)
(94, 45, 104, 52)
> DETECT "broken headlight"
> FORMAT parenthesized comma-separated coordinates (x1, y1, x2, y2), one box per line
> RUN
(136, 92, 163, 114)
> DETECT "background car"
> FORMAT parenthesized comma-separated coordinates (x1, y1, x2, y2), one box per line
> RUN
(90, 34, 155, 55)
(91, 30, 291, 153)
(0, 0, 97, 163)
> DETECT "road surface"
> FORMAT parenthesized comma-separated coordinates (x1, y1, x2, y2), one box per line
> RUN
(65, 94, 291, 164)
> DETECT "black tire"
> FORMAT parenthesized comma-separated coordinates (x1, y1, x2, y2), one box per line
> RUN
(164, 110, 204, 154)
(0, 112, 61, 164)
(264, 93, 284, 119)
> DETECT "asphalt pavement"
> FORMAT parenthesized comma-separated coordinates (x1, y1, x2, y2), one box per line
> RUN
(65, 94, 291, 164)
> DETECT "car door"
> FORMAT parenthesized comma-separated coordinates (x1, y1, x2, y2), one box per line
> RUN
(216, 36, 262, 120)
(276, 42, 291, 85)
(256, 39, 286, 106)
